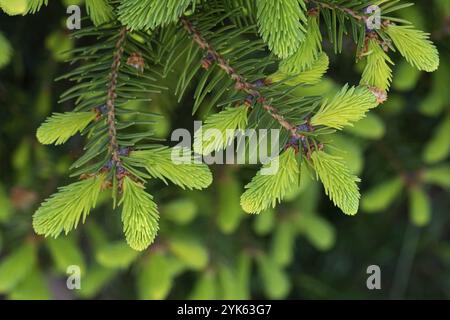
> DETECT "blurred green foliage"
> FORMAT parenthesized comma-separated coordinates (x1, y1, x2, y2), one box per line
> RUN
(0, 0, 449, 300)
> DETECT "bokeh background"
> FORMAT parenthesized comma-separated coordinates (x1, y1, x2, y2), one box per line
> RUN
(0, 0, 449, 299)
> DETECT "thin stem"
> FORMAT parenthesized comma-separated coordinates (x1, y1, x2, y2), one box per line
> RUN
(180, 17, 302, 139)
(106, 27, 127, 164)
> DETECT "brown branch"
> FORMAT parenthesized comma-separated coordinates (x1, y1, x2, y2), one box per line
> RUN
(180, 17, 302, 139)
(106, 27, 127, 164)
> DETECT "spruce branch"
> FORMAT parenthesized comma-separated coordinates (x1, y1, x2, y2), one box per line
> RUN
(119, 0, 194, 31)
(360, 36, 394, 91)
(127, 146, 213, 190)
(240, 148, 300, 214)
(277, 14, 323, 74)
(32, 175, 105, 238)
(386, 24, 440, 72)
(193, 105, 250, 155)
(310, 151, 361, 215)
(268, 14, 328, 87)
(256, 0, 308, 59)
(119, 176, 159, 251)
(32, 24, 171, 249)
(311, 84, 379, 130)
(85, 0, 115, 26)
(269, 52, 329, 86)
(180, 17, 260, 97)
(36, 112, 96, 145)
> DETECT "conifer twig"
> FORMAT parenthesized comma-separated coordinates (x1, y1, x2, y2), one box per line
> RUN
(180, 17, 302, 139)
(106, 27, 128, 164)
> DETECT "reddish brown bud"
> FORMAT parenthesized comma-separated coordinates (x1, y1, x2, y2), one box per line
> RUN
(368, 86, 388, 104)
(126, 52, 145, 73)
